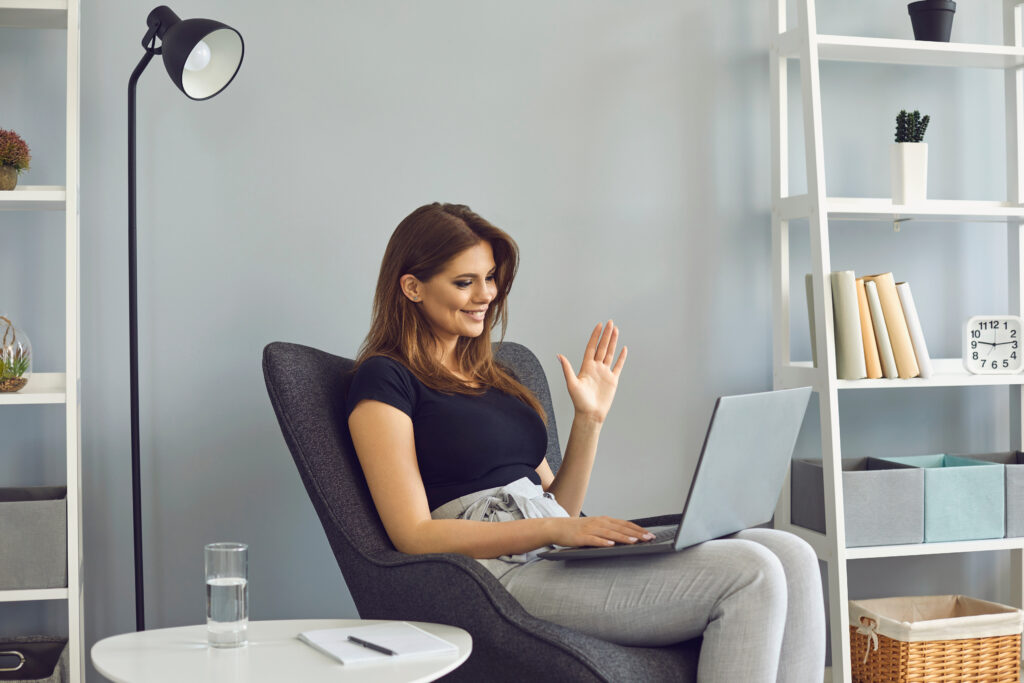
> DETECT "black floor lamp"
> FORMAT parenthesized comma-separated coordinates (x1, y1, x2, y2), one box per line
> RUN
(128, 5, 244, 632)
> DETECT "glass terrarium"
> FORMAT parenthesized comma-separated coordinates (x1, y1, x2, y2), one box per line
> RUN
(0, 316, 31, 392)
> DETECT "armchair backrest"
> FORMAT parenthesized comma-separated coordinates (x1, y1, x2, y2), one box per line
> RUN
(261, 340, 563, 567)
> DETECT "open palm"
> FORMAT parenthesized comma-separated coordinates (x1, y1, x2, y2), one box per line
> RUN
(557, 321, 628, 423)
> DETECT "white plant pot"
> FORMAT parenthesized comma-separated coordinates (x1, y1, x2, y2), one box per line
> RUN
(891, 142, 928, 205)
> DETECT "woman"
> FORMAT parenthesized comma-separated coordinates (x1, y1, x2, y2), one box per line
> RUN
(347, 202, 824, 682)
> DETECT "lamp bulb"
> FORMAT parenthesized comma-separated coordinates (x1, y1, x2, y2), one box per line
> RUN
(184, 40, 212, 72)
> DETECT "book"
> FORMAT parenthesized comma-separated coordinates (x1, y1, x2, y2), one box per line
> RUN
(831, 271, 867, 379)
(806, 273, 817, 367)
(864, 272, 919, 379)
(856, 278, 883, 379)
(896, 281, 933, 379)
(865, 280, 898, 379)
(298, 622, 459, 665)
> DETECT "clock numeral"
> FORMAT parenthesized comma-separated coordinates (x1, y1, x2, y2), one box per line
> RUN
(992, 361, 999, 369)
(972, 330, 981, 338)
(971, 341, 978, 349)
(1004, 360, 1010, 368)
(1013, 330, 1018, 339)
(1013, 352, 1018, 360)
(973, 352, 980, 360)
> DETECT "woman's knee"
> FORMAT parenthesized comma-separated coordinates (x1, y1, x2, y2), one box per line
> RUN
(715, 540, 788, 613)
(736, 528, 820, 577)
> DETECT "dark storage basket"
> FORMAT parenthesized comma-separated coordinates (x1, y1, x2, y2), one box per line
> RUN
(0, 637, 67, 682)
(0, 487, 67, 590)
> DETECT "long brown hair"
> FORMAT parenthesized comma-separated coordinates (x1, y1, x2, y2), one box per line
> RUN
(356, 203, 546, 423)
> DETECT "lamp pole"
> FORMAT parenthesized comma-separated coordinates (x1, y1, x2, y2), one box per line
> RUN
(128, 41, 157, 634)
(127, 6, 243, 632)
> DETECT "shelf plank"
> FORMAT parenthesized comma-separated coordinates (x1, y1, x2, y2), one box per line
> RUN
(817, 35, 1024, 70)
(775, 32, 1024, 69)
(0, 185, 66, 210)
(785, 360, 1024, 389)
(845, 537, 1024, 560)
(0, 372, 66, 404)
(0, 0, 66, 28)
(0, 587, 68, 602)
(828, 197, 1024, 222)
(774, 196, 1024, 222)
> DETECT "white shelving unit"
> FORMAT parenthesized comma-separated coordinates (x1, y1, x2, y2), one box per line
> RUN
(770, 2, 1024, 681)
(0, 1, 82, 680)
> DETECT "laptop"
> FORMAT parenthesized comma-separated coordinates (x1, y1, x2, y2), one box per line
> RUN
(538, 386, 812, 560)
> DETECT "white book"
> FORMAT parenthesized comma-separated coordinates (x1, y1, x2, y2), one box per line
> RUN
(831, 270, 867, 379)
(865, 280, 898, 379)
(298, 622, 458, 665)
(896, 281, 933, 379)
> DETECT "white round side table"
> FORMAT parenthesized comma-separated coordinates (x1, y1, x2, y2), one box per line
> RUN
(91, 619, 472, 683)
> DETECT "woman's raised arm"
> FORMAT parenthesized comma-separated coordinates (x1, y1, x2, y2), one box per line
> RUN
(348, 398, 650, 556)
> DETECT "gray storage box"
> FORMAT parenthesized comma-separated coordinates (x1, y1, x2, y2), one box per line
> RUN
(0, 488, 67, 590)
(956, 451, 1024, 538)
(791, 458, 924, 547)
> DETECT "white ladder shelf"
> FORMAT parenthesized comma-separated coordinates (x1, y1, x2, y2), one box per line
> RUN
(770, 1, 1024, 681)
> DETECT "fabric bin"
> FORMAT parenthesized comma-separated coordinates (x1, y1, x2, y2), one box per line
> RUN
(876, 455, 1004, 543)
(0, 487, 67, 590)
(0, 637, 67, 682)
(955, 451, 1024, 538)
(790, 458, 923, 547)
(849, 595, 1023, 683)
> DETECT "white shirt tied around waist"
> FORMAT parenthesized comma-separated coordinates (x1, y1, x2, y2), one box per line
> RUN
(431, 476, 570, 570)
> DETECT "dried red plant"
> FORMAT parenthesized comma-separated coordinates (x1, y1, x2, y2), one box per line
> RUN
(0, 129, 31, 173)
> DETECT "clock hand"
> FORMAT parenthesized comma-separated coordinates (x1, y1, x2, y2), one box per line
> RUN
(976, 341, 996, 346)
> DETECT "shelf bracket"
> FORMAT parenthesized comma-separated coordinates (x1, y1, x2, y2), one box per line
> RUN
(893, 217, 911, 232)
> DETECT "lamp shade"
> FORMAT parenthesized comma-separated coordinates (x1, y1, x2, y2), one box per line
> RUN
(156, 11, 243, 100)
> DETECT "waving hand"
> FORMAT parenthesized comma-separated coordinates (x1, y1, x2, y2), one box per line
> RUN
(556, 321, 628, 424)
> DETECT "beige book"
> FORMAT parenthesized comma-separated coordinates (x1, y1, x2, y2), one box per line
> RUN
(856, 278, 883, 379)
(831, 271, 867, 380)
(864, 272, 920, 378)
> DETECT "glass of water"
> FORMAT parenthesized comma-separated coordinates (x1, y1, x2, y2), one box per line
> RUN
(205, 542, 248, 648)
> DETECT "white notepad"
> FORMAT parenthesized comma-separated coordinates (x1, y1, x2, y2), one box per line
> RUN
(298, 622, 458, 664)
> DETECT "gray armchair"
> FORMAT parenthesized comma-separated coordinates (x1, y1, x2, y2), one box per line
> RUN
(262, 340, 700, 681)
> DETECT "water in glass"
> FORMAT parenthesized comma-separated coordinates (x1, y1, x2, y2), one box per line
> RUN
(206, 576, 248, 647)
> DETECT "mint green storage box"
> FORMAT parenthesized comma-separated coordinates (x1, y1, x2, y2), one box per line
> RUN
(875, 454, 1004, 543)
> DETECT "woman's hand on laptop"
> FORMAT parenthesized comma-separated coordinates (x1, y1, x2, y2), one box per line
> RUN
(550, 516, 655, 547)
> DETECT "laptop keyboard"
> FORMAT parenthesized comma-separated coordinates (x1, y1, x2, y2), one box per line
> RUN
(626, 525, 677, 545)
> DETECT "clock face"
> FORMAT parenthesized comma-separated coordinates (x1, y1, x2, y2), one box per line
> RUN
(963, 315, 1024, 374)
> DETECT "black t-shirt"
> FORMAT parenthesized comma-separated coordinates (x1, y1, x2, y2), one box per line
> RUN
(345, 356, 548, 511)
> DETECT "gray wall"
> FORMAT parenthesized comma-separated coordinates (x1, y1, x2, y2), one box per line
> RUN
(0, 0, 1016, 677)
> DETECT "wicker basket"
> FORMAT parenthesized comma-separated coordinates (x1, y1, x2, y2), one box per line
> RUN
(849, 596, 1023, 683)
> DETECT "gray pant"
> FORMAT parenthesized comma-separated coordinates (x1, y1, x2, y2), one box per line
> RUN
(432, 482, 825, 683)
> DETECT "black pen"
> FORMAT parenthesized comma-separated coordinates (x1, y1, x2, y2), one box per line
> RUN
(347, 635, 397, 656)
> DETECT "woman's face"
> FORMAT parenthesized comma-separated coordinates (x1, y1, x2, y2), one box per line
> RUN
(406, 241, 498, 352)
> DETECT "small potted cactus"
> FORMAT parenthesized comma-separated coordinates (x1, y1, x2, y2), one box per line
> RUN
(891, 109, 930, 205)
(0, 128, 31, 191)
(0, 316, 32, 392)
